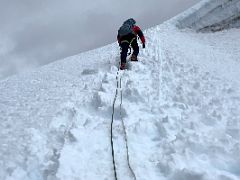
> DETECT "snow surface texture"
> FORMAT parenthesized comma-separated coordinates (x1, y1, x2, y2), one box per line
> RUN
(177, 0, 240, 32)
(1, 0, 240, 180)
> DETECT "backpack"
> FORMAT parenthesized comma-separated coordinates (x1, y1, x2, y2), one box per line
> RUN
(118, 23, 134, 37)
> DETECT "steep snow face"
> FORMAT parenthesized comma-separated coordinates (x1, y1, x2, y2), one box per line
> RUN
(177, 0, 240, 32)
(1, 24, 240, 180)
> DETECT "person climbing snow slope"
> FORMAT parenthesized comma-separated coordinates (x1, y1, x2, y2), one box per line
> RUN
(117, 18, 146, 70)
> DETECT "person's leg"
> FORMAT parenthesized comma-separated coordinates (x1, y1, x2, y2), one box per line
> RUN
(120, 42, 129, 64)
(131, 39, 139, 61)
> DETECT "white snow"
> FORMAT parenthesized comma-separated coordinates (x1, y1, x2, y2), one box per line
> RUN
(177, 0, 240, 31)
(1, 0, 240, 180)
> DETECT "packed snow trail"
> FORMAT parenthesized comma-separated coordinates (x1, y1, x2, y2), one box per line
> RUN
(53, 32, 164, 180)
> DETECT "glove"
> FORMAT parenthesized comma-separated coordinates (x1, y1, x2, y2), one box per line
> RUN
(142, 43, 145, 49)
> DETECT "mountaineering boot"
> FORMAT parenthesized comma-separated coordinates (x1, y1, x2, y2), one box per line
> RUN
(120, 63, 126, 70)
(131, 54, 138, 61)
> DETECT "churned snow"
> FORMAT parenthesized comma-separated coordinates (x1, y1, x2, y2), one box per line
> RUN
(1, 0, 240, 180)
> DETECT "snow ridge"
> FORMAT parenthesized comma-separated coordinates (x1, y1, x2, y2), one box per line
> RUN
(177, 0, 240, 32)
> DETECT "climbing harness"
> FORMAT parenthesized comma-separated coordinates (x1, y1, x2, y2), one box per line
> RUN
(120, 37, 136, 45)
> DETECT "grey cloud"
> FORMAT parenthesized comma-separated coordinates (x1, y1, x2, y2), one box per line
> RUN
(0, 0, 200, 79)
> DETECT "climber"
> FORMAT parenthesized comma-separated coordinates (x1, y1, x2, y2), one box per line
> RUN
(117, 18, 146, 70)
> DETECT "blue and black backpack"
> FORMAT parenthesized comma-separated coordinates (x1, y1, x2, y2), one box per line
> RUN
(118, 18, 136, 37)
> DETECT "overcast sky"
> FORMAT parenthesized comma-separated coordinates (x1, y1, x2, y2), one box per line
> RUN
(0, 0, 200, 79)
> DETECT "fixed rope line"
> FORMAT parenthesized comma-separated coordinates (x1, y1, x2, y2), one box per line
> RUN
(110, 59, 137, 180)
(119, 74, 137, 180)
(111, 64, 121, 180)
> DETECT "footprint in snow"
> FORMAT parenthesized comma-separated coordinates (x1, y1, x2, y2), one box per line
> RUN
(81, 69, 98, 75)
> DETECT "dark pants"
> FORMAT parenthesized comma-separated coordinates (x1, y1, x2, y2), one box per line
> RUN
(120, 35, 139, 64)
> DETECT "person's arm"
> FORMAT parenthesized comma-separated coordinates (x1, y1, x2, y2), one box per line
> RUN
(133, 26, 145, 47)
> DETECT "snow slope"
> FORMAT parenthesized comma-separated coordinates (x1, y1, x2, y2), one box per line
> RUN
(177, 0, 240, 31)
(1, 0, 240, 180)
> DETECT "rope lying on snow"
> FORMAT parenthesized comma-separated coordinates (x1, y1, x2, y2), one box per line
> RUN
(110, 61, 136, 180)
(110, 65, 120, 180)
